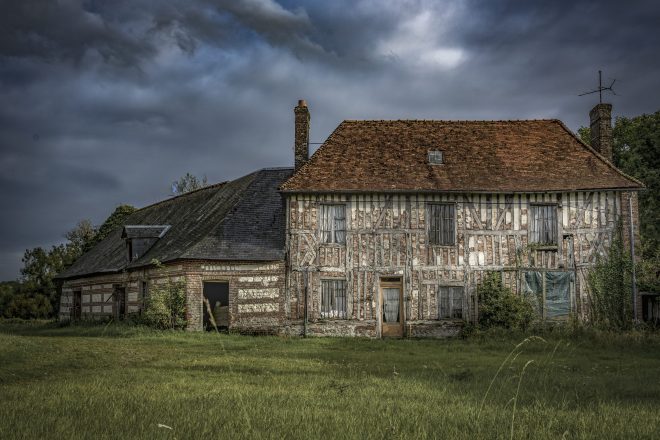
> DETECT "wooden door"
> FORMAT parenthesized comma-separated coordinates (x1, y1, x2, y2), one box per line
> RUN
(380, 279, 403, 337)
(72, 290, 82, 321)
(115, 287, 126, 320)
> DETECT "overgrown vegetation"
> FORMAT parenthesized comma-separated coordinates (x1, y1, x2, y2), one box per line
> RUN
(140, 261, 187, 329)
(171, 172, 208, 195)
(477, 273, 535, 330)
(588, 227, 634, 329)
(0, 322, 658, 439)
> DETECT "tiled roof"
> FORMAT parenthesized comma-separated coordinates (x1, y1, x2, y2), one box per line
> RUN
(280, 120, 643, 192)
(57, 168, 293, 279)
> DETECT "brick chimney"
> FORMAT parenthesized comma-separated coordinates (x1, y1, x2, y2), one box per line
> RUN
(294, 99, 310, 171)
(589, 103, 613, 161)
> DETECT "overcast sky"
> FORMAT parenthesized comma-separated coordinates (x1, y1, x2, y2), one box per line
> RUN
(1, 0, 659, 281)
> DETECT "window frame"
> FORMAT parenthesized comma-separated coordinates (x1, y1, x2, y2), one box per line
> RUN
(529, 203, 559, 247)
(320, 203, 347, 245)
(427, 202, 456, 246)
(437, 285, 465, 320)
(320, 279, 347, 319)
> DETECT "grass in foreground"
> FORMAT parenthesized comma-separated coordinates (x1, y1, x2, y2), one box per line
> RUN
(0, 321, 659, 439)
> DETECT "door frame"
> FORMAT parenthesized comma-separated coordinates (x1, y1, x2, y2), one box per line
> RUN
(202, 280, 230, 331)
(379, 277, 404, 338)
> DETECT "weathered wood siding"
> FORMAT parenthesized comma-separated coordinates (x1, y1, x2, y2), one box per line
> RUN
(286, 191, 623, 336)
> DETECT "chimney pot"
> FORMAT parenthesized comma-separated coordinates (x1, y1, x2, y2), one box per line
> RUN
(589, 103, 613, 161)
(294, 100, 310, 171)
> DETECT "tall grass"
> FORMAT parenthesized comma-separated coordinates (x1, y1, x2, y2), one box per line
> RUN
(0, 322, 658, 439)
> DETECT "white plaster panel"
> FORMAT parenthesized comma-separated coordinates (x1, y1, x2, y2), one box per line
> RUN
(237, 276, 279, 285)
(238, 303, 279, 313)
(238, 288, 279, 300)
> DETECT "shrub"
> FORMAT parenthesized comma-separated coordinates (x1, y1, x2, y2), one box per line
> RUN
(141, 261, 187, 330)
(478, 273, 535, 330)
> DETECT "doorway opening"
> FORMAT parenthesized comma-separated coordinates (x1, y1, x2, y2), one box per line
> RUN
(203, 282, 229, 331)
(380, 277, 403, 337)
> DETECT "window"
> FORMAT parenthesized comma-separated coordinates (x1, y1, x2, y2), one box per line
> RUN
(320, 204, 346, 244)
(428, 204, 455, 245)
(428, 150, 444, 164)
(321, 279, 347, 318)
(530, 204, 558, 245)
(437, 286, 464, 319)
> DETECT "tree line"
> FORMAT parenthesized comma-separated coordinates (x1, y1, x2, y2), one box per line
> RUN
(0, 172, 210, 320)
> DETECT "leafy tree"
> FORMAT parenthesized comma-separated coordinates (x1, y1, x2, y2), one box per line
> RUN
(578, 111, 660, 259)
(65, 219, 97, 255)
(171, 172, 208, 195)
(20, 244, 79, 313)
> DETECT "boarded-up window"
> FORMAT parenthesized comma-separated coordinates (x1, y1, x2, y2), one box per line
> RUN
(321, 204, 346, 244)
(530, 204, 557, 245)
(321, 279, 347, 318)
(438, 286, 464, 319)
(428, 204, 455, 245)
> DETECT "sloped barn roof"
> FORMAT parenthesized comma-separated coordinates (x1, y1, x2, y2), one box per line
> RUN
(57, 168, 293, 280)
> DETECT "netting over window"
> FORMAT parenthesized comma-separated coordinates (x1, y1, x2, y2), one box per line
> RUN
(522, 271, 573, 319)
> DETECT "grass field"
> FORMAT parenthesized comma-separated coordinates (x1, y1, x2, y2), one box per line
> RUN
(0, 322, 659, 439)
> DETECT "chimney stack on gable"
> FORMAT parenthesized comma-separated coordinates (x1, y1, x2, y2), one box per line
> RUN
(294, 99, 310, 171)
(589, 103, 613, 161)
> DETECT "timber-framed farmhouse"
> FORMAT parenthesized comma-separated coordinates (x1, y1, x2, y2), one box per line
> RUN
(57, 100, 644, 337)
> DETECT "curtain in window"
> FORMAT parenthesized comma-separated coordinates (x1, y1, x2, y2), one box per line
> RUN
(383, 288, 400, 322)
(531, 205, 557, 245)
(321, 205, 346, 244)
(321, 280, 346, 318)
(437, 286, 464, 319)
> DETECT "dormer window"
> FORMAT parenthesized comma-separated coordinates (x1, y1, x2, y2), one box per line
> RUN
(428, 150, 444, 165)
(122, 225, 171, 262)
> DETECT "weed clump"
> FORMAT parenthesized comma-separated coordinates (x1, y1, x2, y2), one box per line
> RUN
(477, 273, 535, 330)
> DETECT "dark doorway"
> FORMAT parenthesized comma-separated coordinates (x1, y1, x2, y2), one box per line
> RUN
(203, 282, 229, 331)
(114, 286, 126, 320)
(72, 290, 82, 321)
(642, 295, 659, 324)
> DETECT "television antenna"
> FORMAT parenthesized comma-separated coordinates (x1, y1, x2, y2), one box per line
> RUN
(578, 70, 616, 103)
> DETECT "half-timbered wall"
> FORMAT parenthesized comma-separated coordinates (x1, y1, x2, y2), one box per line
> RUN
(60, 260, 287, 333)
(286, 191, 623, 336)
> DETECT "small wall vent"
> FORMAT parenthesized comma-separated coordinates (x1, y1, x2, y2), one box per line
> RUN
(428, 150, 444, 165)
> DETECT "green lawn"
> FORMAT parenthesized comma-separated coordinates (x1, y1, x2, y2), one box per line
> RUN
(0, 322, 658, 439)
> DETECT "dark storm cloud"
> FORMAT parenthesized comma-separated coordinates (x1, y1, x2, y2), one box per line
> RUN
(1, 0, 659, 280)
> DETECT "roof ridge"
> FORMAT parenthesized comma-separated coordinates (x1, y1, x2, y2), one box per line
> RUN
(132, 180, 229, 214)
(341, 119, 560, 123)
(552, 120, 644, 188)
